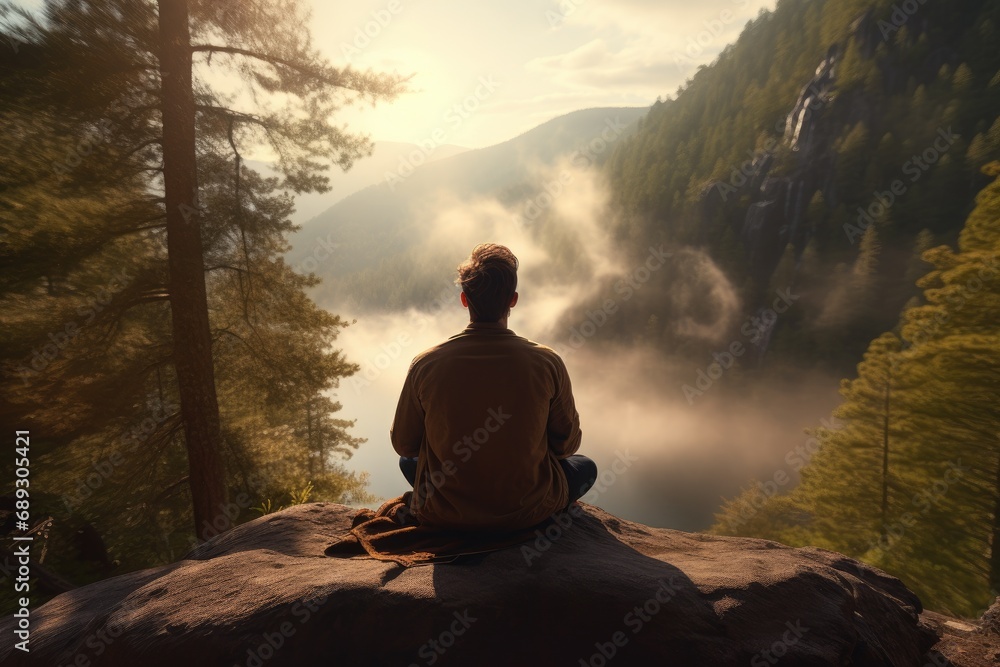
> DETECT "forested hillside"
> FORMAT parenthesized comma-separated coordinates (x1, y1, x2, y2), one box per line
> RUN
(601, 0, 1000, 372)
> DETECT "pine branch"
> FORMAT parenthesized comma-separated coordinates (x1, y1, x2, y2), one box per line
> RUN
(116, 137, 163, 165)
(190, 44, 352, 89)
(205, 264, 253, 274)
(195, 105, 277, 142)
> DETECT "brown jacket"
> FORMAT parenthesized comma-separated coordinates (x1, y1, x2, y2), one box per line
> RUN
(390, 321, 582, 530)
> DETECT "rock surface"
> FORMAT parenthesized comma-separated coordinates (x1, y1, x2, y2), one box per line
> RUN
(980, 597, 1000, 637)
(0, 502, 953, 666)
(920, 609, 1000, 667)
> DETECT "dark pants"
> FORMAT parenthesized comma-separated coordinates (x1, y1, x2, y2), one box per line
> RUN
(398, 454, 598, 504)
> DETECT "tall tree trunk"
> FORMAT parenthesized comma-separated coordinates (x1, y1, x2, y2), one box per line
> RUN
(158, 0, 229, 541)
(306, 401, 313, 475)
(880, 371, 891, 530)
(991, 448, 1000, 594)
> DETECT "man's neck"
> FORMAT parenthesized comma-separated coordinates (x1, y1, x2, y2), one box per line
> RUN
(468, 318, 509, 329)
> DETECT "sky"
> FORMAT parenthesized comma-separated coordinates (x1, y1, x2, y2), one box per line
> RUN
(313, 0, 776, 147)
(14, 0, 776, 148)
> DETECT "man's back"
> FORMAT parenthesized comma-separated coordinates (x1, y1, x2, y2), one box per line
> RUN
(391, 321, 582, 530)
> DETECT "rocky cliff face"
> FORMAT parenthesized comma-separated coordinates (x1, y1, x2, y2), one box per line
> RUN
(2, 500, 981, 667)
(702, 42, 841, 338)
(697, 52, 843, 370)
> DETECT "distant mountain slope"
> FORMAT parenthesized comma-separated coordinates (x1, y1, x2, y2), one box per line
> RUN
(288, 107, 646, 308)
(250, 142, 467, 224)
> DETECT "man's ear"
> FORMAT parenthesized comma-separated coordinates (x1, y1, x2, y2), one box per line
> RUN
(510, 292, 518, 308)
(460, 292, 469, 309)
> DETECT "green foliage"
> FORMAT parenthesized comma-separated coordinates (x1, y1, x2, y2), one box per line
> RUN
(714, 165, 1000, 617)
(253, 481, 316, 516)
(0, 0, 392, 598)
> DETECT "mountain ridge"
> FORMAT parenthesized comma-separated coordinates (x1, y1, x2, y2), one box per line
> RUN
(287, 106, 648, 307)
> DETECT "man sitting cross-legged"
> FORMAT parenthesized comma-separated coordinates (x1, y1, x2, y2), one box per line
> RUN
(391, 243, 598, 530)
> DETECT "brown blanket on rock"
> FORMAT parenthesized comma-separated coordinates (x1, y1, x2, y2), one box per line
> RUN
(324, 492, 541, 567)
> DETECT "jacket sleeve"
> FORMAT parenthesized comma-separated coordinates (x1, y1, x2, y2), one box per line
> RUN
(390, 361, 424, 458)
(546, 354, 582, 458)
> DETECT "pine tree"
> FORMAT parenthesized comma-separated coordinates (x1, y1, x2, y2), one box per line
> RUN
(714, 165, 1000, 615)
(157, 0, 229, 543)
(897, 162, 1000, 608)
(835, 121, 870, 204)
(1, 0, 403, 558)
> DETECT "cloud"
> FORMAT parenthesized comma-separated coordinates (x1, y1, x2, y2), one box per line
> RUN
(667, 249, 742, 343)
(402, 156, 627, 334)
(533, 0, 775, 98)
(556, 0, 771, 42)
(527, 38, 684, 92)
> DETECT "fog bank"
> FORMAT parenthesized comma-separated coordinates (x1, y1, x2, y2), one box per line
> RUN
(324, 161, 841, 529)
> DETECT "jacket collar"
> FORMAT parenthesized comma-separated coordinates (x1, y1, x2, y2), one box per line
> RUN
(464, 321, 513, 334)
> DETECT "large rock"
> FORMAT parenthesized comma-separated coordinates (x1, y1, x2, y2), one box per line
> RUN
(981, 597, 1000, 636)
(1, 502, 943, 666)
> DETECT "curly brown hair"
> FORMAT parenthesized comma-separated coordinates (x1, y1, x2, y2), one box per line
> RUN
(456, 243, 519, 322)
